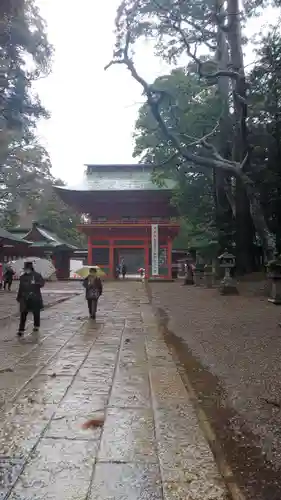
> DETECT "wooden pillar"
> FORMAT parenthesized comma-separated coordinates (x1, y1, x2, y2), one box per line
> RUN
(109, 239, 114, 279)
(145, 240, 150, 278)
(167, 238, 172, 280)
(88, 237, 92, 265)
(66, 253, 70, 279)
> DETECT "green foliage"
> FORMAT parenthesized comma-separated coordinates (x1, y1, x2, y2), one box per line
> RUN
(0, 1, 85, 248)
(0, 142, 52, 205)
(36, 180, 86, 247)
(248, 31, 281, 250)
(173, 218, 218, 254)
(115, 0, 216, 64)
(0, 0, 57, 237)
(0, 0, 53, 213)
(0, 0, 52, 143)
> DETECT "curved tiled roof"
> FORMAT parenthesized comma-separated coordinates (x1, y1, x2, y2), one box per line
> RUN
(0, 228, 30, 245)
(56, 164, 176, 192)
(9, 224, 77, 250)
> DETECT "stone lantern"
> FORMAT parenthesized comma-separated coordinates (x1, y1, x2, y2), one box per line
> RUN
(267, 256, 281, 304)
(218, 250, 238, 295)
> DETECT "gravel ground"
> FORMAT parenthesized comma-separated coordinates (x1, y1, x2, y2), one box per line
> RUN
(149, 281, 281, 500)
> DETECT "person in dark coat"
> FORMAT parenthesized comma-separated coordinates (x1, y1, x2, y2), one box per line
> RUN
(3, 265, 15, 291)
(83, 268, 103, 319)
(115, 264, 120, 279)
(17, 262, 45, 337)
(121, 263, 127, 279)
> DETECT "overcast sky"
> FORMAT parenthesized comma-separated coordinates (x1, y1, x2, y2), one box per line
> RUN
(34, 0, 276, 186)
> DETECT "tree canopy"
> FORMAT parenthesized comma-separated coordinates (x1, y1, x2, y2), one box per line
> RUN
(108, 0, 281, 271)
(0, 0, 84, 247)
(1, 0, 52, 204)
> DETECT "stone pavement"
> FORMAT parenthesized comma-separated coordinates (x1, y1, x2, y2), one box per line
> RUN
(0, 282, 228, 500)
(0, 282, 81, 324)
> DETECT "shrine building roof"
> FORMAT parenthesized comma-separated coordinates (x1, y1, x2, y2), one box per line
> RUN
(56, 164, 176, 192)
(0, 228, 30, 246)
(9, 223, 77, 250)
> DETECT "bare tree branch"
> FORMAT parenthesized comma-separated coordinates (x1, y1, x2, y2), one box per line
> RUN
(106, 49, 239, 175)
(171, 22, 240, 81)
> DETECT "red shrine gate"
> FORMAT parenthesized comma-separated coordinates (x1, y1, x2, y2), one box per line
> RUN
(78, 220, 179, 279)
(55, 164, 180, 279)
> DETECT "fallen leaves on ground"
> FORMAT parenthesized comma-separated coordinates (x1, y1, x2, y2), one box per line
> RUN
(0, 368, 14, 374)
(82, 417, 105, 430)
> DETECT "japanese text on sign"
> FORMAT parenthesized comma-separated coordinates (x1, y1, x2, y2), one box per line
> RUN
(151, 224, 159, 276)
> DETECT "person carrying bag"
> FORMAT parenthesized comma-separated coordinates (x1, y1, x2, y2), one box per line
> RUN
(83, 267, 103, 320)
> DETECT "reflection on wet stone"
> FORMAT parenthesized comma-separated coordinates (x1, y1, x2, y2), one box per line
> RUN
(17, 375, 73, 405)
(0, 403, 55, 457)
(99, 408, 158, 463)
(89, 463, 163, 500)
(149, 366, 188, 409)
(57, 392, 108, 415)
(0, 457, 24, 500)
(9, 439, 96, 500)
(110, 368, 151, 408)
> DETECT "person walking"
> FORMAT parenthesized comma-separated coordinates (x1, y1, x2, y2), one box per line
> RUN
(138, 267, 145, 281)
(3, 264, 15, 291)
(0, 262, 3, 290)
(115, 264, 120, 279)
(121, 262, 127, 280)
(83, 267, 103, 319)
(17, 262, 45, 337)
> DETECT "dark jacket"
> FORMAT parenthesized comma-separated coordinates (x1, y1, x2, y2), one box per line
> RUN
(83, 276, 103, 300)
(17, 271, 45, 312)
(4, 267, 15, 281)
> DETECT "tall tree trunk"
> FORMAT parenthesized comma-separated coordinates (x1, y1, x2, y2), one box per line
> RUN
(238, 171, 275, 261)
(226, 0, 256, 273)
(214, 3, 234, 253)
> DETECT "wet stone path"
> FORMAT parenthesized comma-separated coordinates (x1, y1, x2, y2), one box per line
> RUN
(0, 282, 80, 323)
(0, 283, 227, 499)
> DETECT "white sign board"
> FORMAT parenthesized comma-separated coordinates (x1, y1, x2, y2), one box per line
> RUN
(151, 224, 159, 276)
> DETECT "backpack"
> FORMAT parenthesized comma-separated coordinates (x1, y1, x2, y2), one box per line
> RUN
(87, 277, 100, 300)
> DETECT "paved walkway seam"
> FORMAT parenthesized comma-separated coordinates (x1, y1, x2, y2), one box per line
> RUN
(85, 298, 126, 499)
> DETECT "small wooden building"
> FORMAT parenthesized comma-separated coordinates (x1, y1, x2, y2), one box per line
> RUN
(4, 222, 77, 279)
(0, 228, 30, 263)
